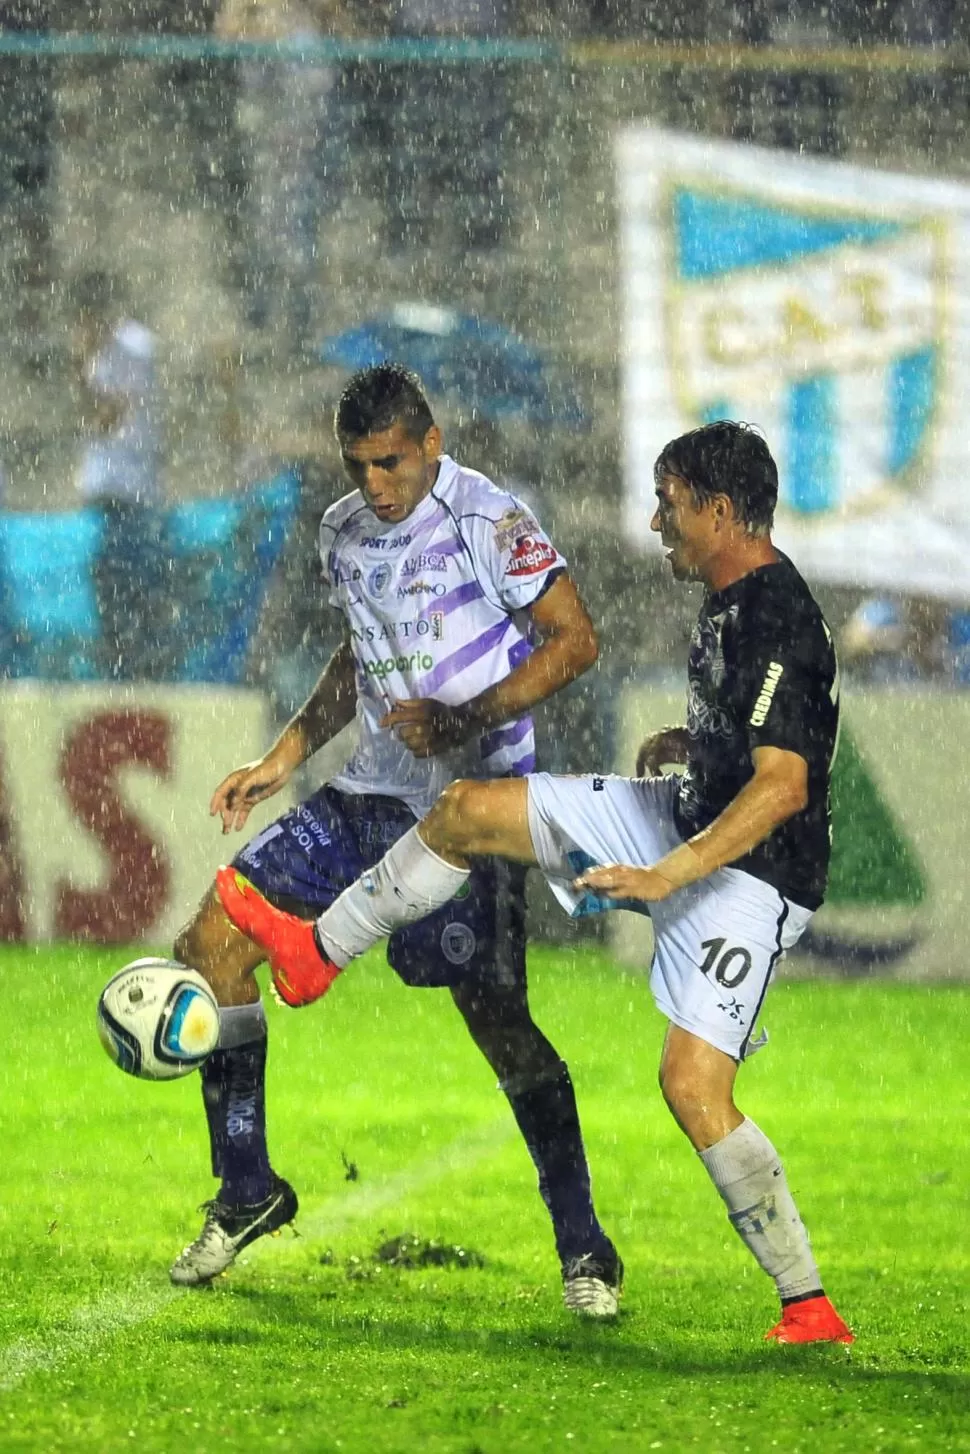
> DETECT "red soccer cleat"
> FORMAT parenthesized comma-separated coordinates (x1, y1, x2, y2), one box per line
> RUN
(215, 867, 343, 1008)
(764, 1294, 855, 1346)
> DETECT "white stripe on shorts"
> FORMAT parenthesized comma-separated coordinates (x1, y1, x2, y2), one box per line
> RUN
(526, 772, 813, 1060)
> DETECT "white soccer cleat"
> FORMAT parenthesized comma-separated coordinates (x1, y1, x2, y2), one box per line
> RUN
(561, 1251, 624, 1318)
(169, 1176, 298, 1286)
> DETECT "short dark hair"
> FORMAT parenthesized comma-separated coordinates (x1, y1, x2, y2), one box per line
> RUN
(334, 363, 435, 443)
(654, 421, 778, 535)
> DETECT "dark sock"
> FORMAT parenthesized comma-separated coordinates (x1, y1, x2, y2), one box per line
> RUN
(200, 1004, 273, 1206)
(201, 1054, 226, 1178)
(504, 1061, 613, 1266)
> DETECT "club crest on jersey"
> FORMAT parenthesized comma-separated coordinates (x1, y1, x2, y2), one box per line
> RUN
(507, 535, 556, 578)
(367, 563, 392, 600)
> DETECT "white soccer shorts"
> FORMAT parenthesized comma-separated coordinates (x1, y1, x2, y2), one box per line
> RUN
(526, 772, 813, 1060)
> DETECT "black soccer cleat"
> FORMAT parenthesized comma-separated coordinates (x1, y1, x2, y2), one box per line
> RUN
(169, 1175, 298, 1286)
(562, 1247, 624, 1318)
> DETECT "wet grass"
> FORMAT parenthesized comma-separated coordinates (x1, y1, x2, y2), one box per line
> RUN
(1, 942, 969, 1452)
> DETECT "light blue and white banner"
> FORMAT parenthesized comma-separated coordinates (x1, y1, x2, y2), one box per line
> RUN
(617, 127, 970, 599)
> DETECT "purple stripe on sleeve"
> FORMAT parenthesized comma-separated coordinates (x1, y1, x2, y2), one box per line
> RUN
(480, 716, 534, 756)
(420, 580, 485, 621)
(510, 753, 537, 775)
(419, 617, 514, 695)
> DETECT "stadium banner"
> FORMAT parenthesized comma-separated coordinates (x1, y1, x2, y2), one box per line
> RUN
(0, 684, 310, 946)
(616, 127, 970, 599)
(612, 683, 970, 981)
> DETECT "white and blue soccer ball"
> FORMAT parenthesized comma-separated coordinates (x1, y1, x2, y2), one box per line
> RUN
(97, 958, 220, 1081)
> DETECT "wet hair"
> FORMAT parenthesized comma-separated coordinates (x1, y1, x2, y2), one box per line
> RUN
(334, 363, 435, 444)
(653, 421, 778, 536)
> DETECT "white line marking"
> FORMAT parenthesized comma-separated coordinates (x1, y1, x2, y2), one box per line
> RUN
(0, 1119, 514, 1392)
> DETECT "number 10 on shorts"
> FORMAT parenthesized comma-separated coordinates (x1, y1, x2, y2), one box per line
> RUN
(699, 937, 753, 989)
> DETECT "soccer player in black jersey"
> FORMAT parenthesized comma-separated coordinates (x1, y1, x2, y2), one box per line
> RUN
(217, 420, 853, 1345)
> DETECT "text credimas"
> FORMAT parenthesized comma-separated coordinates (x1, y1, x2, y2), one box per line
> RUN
(750, 661, 784, 726)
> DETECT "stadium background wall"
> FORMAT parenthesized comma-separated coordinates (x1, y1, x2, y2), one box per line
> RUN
(0, 682, 965, 987)
(0, 685, 307, 943)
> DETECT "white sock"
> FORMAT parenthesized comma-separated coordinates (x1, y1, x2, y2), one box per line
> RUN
(316, 824, 470, 965)
(698, 1116, 822, 1301)
(216, 1001, 267, 1049)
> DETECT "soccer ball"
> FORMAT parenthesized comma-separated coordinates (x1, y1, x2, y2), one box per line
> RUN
(97, 958, 220, 1081)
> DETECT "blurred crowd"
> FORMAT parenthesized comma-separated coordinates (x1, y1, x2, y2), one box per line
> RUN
(1, 0, 969, 696)
(5, 0, 968, 42)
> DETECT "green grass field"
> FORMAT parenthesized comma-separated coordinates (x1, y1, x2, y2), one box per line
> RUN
(2, 942, 969, 1453)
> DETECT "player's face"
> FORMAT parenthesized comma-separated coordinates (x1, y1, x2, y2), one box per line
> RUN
(339, 420, 442, 524)
(650, 472, 720, 583)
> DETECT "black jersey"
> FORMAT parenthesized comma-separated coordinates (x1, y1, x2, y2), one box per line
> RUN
(674, 553, 839, 910)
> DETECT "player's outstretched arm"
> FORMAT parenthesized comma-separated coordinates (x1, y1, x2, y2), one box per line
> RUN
(636, 726, 690, 777)
(575, 746, 809, 904)
(210, 639, 358, 834)
(383, 574, 598, 758)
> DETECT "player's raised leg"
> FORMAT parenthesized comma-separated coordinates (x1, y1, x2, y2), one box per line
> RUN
(217, 777, 535, 1007)
(659, 1025, 852, 1344)
(168, 886, 297, 1286)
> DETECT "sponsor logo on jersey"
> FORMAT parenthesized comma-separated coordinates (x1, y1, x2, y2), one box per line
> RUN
(749, 660, 784, 726)
(507, 534, 557, 578)
(367, 563, 393, 600)
(361, 534, 411, 551)
(494, 507, 539, 551)
(291, 805, 332, 851)
(441, 921, 477, 965)
(333, 564, 362, 584)
(402, 552, 449, 575)
(364, 650, 434, 679)
(397, 579, 447, 599)
(352, 617, 439, 643)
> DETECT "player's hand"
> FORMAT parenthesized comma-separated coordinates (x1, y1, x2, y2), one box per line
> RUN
(636, 726, 690, 778)
(381, 698, 474, 757)
(209, 757, 294, 835)
(572, 862, 678, 903)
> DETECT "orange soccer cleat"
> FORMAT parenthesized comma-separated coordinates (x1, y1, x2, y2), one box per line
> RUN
(216, 867, 343, 1008)
(764, 1293, 855, 1346)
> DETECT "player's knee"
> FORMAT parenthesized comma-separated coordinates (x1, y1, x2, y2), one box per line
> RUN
(429, 778, 488, 853)
(658, 1060, 704, 1123)
(173, 915, 205, 972)
(452, 980, 530, 1036)
(659, 1059, 736, 1145)
(173, 886, 261, 997)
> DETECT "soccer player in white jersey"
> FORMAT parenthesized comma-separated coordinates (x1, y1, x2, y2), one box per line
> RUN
(219, 420, 855, 1346)
(170, 364, 622, 1317)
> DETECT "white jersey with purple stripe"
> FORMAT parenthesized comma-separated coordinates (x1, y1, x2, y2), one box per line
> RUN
(320, 454, 566, 815)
